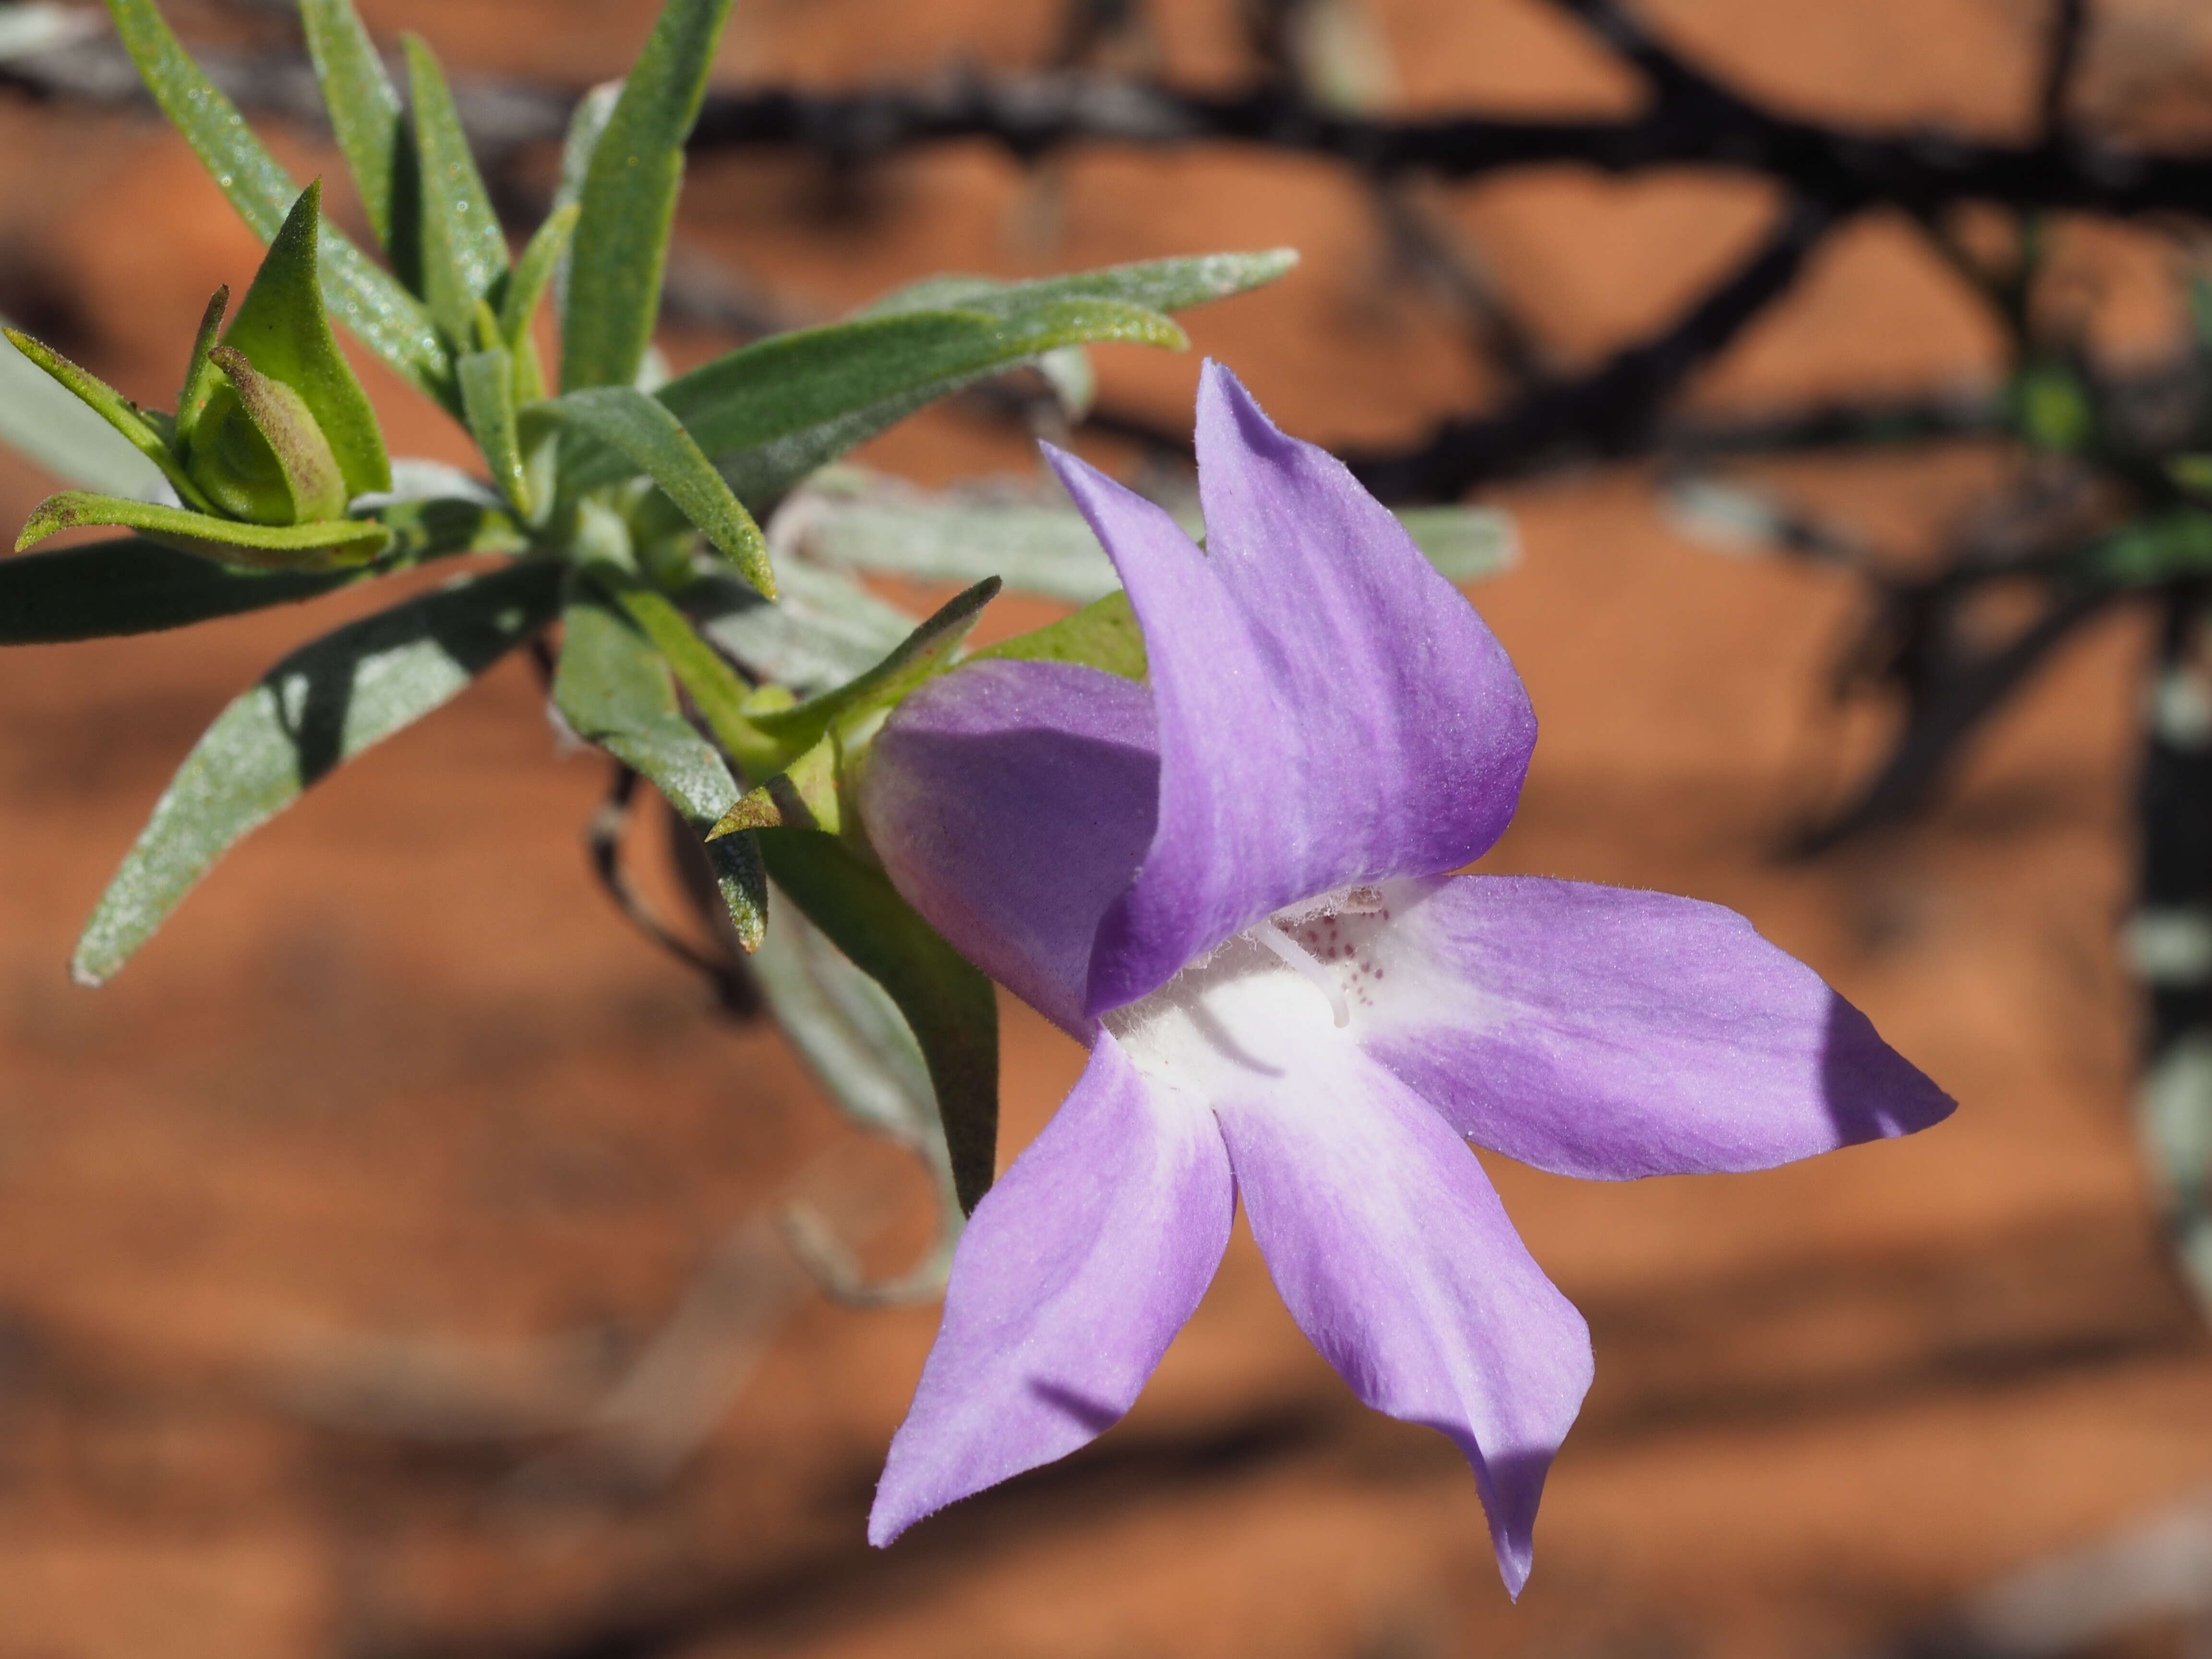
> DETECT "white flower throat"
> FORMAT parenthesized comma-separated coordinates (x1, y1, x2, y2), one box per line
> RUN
(1102, 884, 1400, 1089)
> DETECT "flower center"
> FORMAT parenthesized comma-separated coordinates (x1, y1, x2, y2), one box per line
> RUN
(1101, 883, 1400, 1090)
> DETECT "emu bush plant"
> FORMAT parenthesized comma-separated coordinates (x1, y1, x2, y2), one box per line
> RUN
(0, 0, 1950, 1588)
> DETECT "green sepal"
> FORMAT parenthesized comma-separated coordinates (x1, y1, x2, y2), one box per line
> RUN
(750, 577, 1000, 757)
(103, 0, 449, 400)
(299, 0, 415, 277)
(709, 736, 842, 839)
(1, 326, 215, 511)
(71, 560, 559, 985)
(560, 0, 736, 392)
(173, 285, 229, 451)
(0, 536, 356, 643)
(976, 588, 1147, 680)
(401, 34, 508, 348)
(458, 345, 532, 518)
(216, 181, 392, 499)
(541, 385, 773, 595)
(191, 346, 348, 524)
(552, 588, 768, 951)
(17, 491, 389, 569)
(757, 828, 999, 1214)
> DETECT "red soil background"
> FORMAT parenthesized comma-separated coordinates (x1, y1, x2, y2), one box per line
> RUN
(2, 0, 2209, 1654)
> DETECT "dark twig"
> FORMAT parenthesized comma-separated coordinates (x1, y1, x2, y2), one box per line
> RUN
(1344, 195, 1843, 499)
(2037, 0, 2089, 143)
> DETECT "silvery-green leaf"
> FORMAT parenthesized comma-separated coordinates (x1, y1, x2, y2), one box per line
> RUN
(299, 0, 414, 272)
(72, 559, 558, 984)
(857, 248, 1297, 322)
(16, 491, 390, 568)
(0, 321, 169, 498)
(2, 325, 207, 507)
(685, 556, 913, 698)
(401, 33, 507, 347)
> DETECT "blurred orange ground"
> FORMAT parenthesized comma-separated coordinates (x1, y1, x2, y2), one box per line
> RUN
(2, 1, 2210, 1655)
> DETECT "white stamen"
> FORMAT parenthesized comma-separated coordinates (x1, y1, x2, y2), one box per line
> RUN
(1255, 921, 1350, 1027)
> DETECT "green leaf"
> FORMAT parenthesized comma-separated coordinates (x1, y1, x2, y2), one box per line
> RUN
(653, 301, 1186, 508)
(560, 0, 735, 392)
(588, 570, 779, 779)
(552, 80, 623, 326)
(0, 536, 356, 643)
(17, 491, 390, 568)
(786, 479, 1515, 599)
(0, 318, 169, 498)
(552, 590, 767, 950)
(215, 180, 392, 500)
(2, 327, 214, 511)
(457, 346, 531, 517)
(976, 589, 1146, 680)
(542, 385, 772, 594)
(751, 578, 999, 757)
(103, 0, 448, 398)
(685, 556, 917, 698)
(71, 559, 558, 984)
(401, 34, 508, 348)
(299, 0, 415, 279)
(757, 829, 998, 1214)
(859, 247, 1298, 322)
(499, 202, 577, 357)
(370, 491, 530, 564)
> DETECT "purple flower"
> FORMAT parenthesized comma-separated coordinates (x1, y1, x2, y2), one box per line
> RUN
(856, 361, 1952, 1592)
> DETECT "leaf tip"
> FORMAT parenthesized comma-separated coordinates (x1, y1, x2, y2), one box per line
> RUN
(68, 957, 108, 990)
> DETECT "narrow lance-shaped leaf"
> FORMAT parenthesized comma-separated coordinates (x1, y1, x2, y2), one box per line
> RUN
(561, 0, 735, 391)
(552, 591, 767, 950)
(0, 321, 168, 499)
(757, 827, 1000, 1214)
(215, 181, 392, 500)
(543, 385, 773, 595)
(498, 203, 577, 402)
(589, 570, 780, 779)
(103, 0, 449, 399)
(650, 301, 1187, 509)
(401, 34, 508, 348)
(2, 326, 215, 511)
(552, 80, 622, 327)
(17, 491, 389, 570)
(750, 577, 999, 758)
(858, 248, 1299, 322)
(0, 537, 357, 644)
(72, 560, 560, 984)
(458, 345, 532, 517)
(298, 0, 415, 278)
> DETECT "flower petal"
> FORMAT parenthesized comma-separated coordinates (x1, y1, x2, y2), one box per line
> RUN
(1046, 361, 1536, 1017)
(1205, 1042, 1590, 1596)
(861, 659, 1158, 1035)
(1356, 876, 1956, 1179)
(869, 1029, 1234, 1546)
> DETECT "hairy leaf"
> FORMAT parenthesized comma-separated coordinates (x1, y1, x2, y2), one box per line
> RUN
(859, 247, 1298, 321)
(457, 345, 531, 517)
(560, 0, 735, 392)
(402, 34, 508, 347)
(1, 326, 214, 510)
(553, 590, 766, 950)
(72, 559, 559, 984)
(758, 829, 999, 1213)
(543, 385, 772, 594)
(17, 491, 390, 568)
(657, 301, 1184, 507)
(751, 578, 999, 757)
(298, 0, 415, 280)
(104, 0, 448, 397)
(0, 320, 169, 498)
(686, 557, 915, 698)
